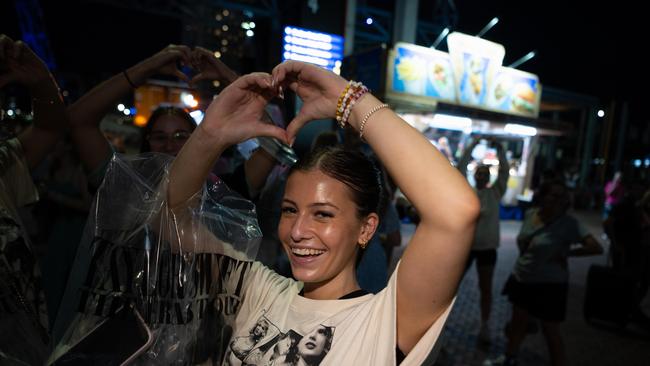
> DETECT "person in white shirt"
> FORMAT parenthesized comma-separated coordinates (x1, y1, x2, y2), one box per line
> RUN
(458, 137, 509, 343)
(167, 60, 480, 365)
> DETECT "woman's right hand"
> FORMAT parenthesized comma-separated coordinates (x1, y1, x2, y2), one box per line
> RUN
(271, 61, 348, 142)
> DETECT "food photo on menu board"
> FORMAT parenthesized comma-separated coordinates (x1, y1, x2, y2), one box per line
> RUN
(391, 43, 456, 102)
(446, 32, 505, 108)
(486, 67, 541, 117)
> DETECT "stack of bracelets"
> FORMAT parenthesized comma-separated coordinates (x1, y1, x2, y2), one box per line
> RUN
(335, 80, 389, 138)
(335, 81, 368, 129)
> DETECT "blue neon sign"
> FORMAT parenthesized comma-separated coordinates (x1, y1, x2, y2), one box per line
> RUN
(282, 26, 344, 74)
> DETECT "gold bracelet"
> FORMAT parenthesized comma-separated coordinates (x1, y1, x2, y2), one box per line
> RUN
(359, 103, 389, 139)
(335, 81, 352, 125)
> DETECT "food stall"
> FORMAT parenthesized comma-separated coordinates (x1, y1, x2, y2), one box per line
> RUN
(343, 32, 566, 216)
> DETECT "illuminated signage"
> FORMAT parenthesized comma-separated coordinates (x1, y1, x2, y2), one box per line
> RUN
(282, 26, 344, 74)
(386, 33, 541, 118)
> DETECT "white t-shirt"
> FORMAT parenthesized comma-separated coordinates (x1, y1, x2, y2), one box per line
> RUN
(458, 144, 509, 251)
(513, 208, 589, 283)
(222, 261, 452, 366)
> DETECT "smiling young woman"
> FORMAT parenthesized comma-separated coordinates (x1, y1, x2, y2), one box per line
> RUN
(166, 61, 480, 365)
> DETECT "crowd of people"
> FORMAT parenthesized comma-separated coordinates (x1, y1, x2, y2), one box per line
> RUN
(1, 33, 648, 366)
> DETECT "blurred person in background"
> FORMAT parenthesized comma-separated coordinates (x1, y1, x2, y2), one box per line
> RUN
(603, 171, 625, 219)
(457, 136, 509, 344)
(486, 179, 603, 366)
(0, 33, 68, 365)
(603, 185, 650, 327)
(50, 45, 279, 344)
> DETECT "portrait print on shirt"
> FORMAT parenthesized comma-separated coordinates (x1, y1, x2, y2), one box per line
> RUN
(224, 312, 335, 366)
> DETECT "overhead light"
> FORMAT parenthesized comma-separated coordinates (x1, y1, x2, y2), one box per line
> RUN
(190, 110, 204, 124)
(399, 113, 472, 132)
(508, 50, 537, 68)
(597, 109, 605, 117)
(181, 92, 198, 108)
(117, 103, 125, 112)
(431, 27, 450, 49)
(431, 113, 472, 131)
(504, 123, 537, 136)
(366, 17, 373, 25)
(476, 17, 499, 38)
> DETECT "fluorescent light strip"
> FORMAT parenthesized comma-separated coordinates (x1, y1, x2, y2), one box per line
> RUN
(504, 123, 537, 136)
(283, 44, 336, 60)
(285, 27, 343, 44)
(284, 35, 333, 51)
(283, 52, 330, 67)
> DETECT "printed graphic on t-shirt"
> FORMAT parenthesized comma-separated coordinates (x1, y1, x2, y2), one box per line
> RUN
(0, 214, 49, 341)
(224, 312, 335, 366)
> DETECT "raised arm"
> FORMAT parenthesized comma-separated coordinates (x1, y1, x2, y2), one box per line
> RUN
(68, 45, 191, 172)
(493, 139, 510, 195)
(0, 35, 67, 169)
(570, 234, 603, 256)
(272, 61, 479, 353)
(191, 46, 278, 197)
(457, 138, 478, 178)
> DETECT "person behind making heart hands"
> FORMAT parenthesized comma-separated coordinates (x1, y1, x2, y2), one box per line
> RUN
(68, 44, 277, 186)
(168, 61, 479, 365)
(51, 45, 281, 346)
(0, 33, 68, 366)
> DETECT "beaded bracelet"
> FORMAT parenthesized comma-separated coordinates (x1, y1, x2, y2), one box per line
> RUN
(336, 81, 369, 129)
(335, 82, 353, 125)
(359, 103, 389, 139)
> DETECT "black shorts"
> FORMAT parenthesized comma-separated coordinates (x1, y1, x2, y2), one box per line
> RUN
(502, 275, 568, 322)
(465, 249, 497, 271)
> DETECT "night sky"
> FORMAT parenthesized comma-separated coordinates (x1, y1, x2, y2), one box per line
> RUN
(0, 1, 643, 104)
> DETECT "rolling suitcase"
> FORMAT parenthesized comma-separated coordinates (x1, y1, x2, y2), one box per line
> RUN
(583, 264, 636, 327)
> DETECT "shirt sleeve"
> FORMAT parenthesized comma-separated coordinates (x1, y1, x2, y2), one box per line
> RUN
(384, 262, 454, 366)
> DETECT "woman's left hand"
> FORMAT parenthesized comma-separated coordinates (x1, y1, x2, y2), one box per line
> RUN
(200, 72, 288, 147)
(271, 61, 348, 143)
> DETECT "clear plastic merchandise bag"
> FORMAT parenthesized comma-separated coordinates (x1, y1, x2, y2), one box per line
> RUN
(49, 153, 262, 365)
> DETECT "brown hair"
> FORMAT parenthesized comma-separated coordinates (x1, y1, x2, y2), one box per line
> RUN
(140, 106, 196, 153)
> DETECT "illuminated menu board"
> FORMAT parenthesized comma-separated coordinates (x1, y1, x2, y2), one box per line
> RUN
(282, 26, 344, 74)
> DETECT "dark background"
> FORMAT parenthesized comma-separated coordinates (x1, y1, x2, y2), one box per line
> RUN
(1, 0, 647, 162)
(0, 0, 643, 102)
